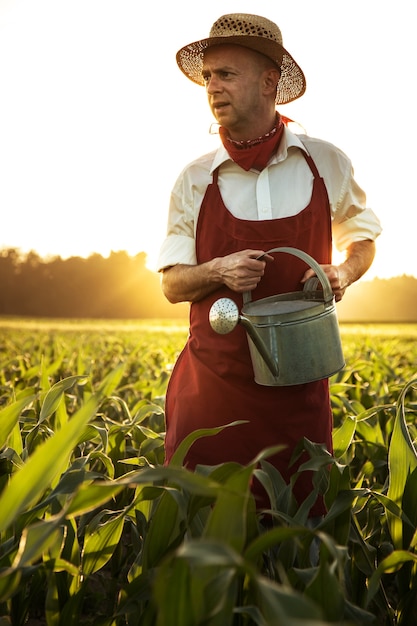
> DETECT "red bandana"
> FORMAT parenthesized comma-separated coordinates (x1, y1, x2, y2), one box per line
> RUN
(219, 114, 285, 171)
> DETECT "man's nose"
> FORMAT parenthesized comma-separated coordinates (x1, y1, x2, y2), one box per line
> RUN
(206, 76, 221, 94)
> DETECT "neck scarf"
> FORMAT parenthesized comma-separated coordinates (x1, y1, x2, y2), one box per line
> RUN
(219, 114, 285, 171)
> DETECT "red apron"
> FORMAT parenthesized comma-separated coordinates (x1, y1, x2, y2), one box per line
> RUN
(164, 150, 333, 516)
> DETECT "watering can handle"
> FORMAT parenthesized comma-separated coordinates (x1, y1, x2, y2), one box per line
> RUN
(243, 246, 334, 305)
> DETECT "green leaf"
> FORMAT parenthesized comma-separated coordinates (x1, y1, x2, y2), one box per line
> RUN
(0, 366, 124, 532)
(254, 576, 324, 622)
(387, 378, 417, 548)
(142, 489, 183, 570)
(304, 558, 345, 621)
(156, 540, 250, 625)
(403, 467, 417, 549)
(13, 517, 64, 568)
(96, 364, 125, 397)
(245, 525, 311, 563)
(65, 481, 125, 517)
(332, 415, 356, 458)
(48, 557, 79, 576)
(153, 557, 195, 626)
(119, 465, 220, 499)
(0, 568, 22, 603)
(39, 375, 88, 423)
(169, 421, 248, 467)
(324, 488, 366, 524)
(0, 395, 36, 447)
(81, 510, 125, 576)
(366, 549, 417, 604)
(203, 463, 253, 552)
(178, 538, 243, 569)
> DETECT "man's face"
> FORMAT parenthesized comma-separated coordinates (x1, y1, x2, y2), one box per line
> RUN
(201, 45, 270, 139)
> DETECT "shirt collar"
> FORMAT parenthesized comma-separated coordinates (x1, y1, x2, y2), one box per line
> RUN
(209, 126, 309, 174)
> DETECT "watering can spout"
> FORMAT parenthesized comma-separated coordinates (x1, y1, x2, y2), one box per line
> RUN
(209, 298, 280, 379)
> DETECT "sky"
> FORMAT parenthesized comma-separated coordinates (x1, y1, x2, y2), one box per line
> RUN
(0, 0, 414, 280)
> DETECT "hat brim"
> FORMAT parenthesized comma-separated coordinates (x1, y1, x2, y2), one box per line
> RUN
(176, 36, 306, 105)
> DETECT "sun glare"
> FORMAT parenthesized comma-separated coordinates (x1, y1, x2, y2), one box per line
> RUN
(0, 0, 414, 280)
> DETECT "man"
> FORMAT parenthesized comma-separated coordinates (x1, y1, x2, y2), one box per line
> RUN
(157, 13, 381, 517)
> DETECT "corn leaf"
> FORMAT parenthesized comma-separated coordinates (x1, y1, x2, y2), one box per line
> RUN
(39, 375, 88, 423)
(158, 540, 243, 625)
(332, 415, 356, 458)
(0, 568, 22, 603)
(254, 576, 324, 622)
(387, 378, 417, 548)
(304, 558, 345, 621)
(153, 557, 194, 626)
(65, 481, 125, 517)
(203, 463, 253, 552)
(81, 510, 125, 576)
(119, 465, 220, 499)
(0, 366, 124, 532)
(142, 488, 183, 570)
(169, 421, 247, 467)
(0, 394, 36, 447)
(13, 518, 64, 568)
(366, 549, 417, 604)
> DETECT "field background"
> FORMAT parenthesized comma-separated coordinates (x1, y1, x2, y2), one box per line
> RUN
(1, 317, 417, 625)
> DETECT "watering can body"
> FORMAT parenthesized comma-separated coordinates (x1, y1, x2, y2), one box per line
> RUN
(209, 247, 345, 386)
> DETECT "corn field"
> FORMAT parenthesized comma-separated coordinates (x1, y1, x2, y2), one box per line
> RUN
(0, 318, 417, 626)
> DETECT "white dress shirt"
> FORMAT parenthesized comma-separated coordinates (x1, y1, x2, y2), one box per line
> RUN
(157, 126, 382, 271)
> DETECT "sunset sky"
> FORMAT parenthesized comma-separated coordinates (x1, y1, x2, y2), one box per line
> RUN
(0, 0, 413, 280)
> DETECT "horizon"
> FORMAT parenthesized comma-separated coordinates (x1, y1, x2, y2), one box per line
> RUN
(1, 245, 415, 283)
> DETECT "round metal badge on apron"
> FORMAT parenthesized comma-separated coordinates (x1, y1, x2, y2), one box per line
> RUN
(164, 150, 334, 517)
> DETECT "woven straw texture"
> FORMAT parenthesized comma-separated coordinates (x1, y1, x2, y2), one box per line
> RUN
(176, 14, 306, 105)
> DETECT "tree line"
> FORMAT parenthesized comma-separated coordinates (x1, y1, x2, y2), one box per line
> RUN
(0, 249, 189, 319)
(1, 248, 416, 322)
(336, 273, 417, 323)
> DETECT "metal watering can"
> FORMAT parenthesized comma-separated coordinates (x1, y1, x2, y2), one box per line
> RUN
(209, 247, 345, 386)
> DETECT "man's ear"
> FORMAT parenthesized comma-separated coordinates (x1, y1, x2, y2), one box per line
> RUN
(263, 68, 281, 95)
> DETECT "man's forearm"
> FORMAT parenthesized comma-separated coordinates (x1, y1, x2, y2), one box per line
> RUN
(340, 239, 376, 287)
(161, 262, 222, 304)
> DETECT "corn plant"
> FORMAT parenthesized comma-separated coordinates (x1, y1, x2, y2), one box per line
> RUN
(0, 320, 417, 624)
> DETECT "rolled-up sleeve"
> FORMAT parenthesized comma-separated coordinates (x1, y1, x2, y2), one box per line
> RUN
(157, 234, 197, 271)
(332, 208, 382, 251)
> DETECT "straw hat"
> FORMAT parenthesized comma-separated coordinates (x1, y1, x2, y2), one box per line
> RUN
(176, 13, 306, 105)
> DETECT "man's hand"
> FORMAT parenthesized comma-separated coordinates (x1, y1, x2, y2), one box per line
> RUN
(161, 249, 274, 304)
(215, 250, 274, 293)
(300, 240, 376, 302)
(301, 264, 346, 302)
